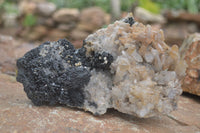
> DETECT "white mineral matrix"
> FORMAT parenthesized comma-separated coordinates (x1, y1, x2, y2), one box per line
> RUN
(84, 13, 182, 117)
(17, 14, 182, 118)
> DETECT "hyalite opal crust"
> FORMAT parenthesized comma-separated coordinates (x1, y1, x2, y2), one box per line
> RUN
(17, 14, 182, 118)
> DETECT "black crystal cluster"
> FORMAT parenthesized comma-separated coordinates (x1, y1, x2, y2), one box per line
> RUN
(16, 39, 113, 107)
(124, 16, 135, 26)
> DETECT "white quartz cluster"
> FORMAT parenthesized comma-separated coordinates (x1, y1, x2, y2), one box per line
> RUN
(83, 14, 182, 118)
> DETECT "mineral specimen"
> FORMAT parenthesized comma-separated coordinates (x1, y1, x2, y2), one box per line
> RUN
(179, 33, 200, 96)
(17, 14, 182, 118)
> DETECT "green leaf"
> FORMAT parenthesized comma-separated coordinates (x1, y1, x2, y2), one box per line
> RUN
(23, 14, 37, 27)
(187, 0, 198, 14)
(139, 0, 161, 14)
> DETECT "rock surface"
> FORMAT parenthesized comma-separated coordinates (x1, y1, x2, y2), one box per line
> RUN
(0, 73, 200, 133)
(53, 8, 80, 23)
(163, 23, 188, 46)
(58, 23, 76, 31)
(179, 33, 200, 96)
(78, 7, 106, 32)
(44, 29, 69, 42)
(0, 35, 36, 75)
(27, 25, 48, 41)
(70, 28, 89, 40)
(19, 1, 37, 15)
(165, 10, 200, 24)
(36, 2, 56, 17)
(134, 7, 166, 24)
(16, 14, 182, 118)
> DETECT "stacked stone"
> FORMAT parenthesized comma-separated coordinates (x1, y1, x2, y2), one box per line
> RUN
(17, 1, 108, 44)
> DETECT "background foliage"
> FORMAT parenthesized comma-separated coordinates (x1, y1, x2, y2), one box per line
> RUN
(1, 0, 200, 15)
(48, 0, 200, 14)
(154, 0, 200, 14)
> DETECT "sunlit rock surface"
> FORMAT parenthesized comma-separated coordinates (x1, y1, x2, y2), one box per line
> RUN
(17, 14, 182, 118)
(179, 33, 200, 96)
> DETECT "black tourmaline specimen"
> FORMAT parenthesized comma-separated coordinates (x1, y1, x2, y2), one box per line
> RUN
(16, 15, 182, 118)
(16, 39, 113, 107)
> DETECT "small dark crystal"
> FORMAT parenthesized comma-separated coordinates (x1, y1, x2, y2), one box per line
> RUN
(124, 17, 135, 26)
(92, 52, 114, 70)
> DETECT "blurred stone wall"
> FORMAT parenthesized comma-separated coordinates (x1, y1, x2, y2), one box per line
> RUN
(0, 1, 110, 48)
(1, 1, 200, 48)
